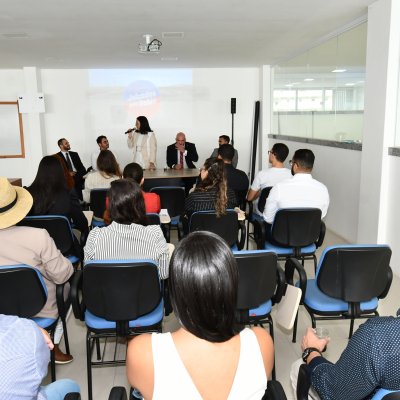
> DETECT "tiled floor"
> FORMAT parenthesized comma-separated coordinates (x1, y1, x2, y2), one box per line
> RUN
(46, 230, 400, 400)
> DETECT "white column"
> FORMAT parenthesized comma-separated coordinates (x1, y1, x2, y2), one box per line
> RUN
(357, 0, 400, 243)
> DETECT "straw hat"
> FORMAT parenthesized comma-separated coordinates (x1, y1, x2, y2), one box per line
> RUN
(0, 177, 33, 229)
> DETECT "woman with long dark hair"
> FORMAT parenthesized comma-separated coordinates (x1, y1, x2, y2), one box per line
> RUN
(184, 157, 237, 218)
(82, 149, 121, 203)
(84, 179, 170, 279)
(26, 155, 88, 234)
(127, 116, 157, 170)
(127, 231, 274, 399)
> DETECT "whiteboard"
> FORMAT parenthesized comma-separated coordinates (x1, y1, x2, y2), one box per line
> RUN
(0, 102, 25, 158)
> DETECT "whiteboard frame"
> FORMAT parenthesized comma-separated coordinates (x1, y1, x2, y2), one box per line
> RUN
(0, 101, 25, 158)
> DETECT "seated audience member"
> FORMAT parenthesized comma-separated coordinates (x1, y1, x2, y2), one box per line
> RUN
(84, 179, 170, 280)
(263, 149, 329, 225)
(247, 143, 291, 215)
(57, 137, 87, 200)
(0, 178, 74, 363)
(210, 135, 238, 167)
(127, 231, 274, 399)
(291, 318, 400, 400)
(103, 162, 161, 224)
(0, 314, 80, 399)
(83, 149, 121, 203)
(217, 143, 249, 208)
(91, 135, 109, 171)
(183, 158, 236, 230)
(26, 155, 88, 237)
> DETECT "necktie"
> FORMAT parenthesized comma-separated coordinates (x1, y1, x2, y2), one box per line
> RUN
(65, 152, 73, 172)
(179, 151, 184, 167)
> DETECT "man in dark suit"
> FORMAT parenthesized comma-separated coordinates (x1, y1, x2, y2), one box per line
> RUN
(166, 132, 199, 169)
(218, 144, 249, 208)
(57, 138, 86, 200)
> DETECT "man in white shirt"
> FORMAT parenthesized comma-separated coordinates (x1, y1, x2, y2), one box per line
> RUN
(263, 149, 329, 224)
(247, 143, 291, 215)
(91, 135, 109, 171)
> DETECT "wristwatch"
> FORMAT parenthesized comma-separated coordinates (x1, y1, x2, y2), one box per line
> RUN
(302, 347, 322, 363)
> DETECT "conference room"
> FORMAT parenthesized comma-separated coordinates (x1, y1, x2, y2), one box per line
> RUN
(1, 0, 400, 398)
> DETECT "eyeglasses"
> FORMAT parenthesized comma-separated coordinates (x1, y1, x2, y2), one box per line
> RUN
(289, 160, 297, 166)
(268, 150, 274, 155)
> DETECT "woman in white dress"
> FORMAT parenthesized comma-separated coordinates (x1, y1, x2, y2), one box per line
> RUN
(127, 116, 157, 170)
(127, 231, 274, 400)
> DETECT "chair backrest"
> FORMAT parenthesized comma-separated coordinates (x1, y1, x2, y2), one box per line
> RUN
(83, 260, 162, 322)
(271, 208, 322, 248)
(17, 215, 76, 256)
(317, 245, 392, 303)
(146, 213, 161, 225)
(149, 187, 185, 218)
(0, 264, 47, 318)
(234, 251, 277, 310)
(257, 186, 272, 214)
(189, 210, 238, 247)
(90, 188, 109, 219)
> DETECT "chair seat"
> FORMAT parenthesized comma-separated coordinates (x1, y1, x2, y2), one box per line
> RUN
(250, 213, 264, 222)
(67, 255, 80, 264)
(170, 216, 180, 226)
(372, 389, 400, 400)
(85, 300, 164, 330)
(249, 299, 272, 317)
(264, 242, 316, 255)
(231, 244, 239, 251)
(302, 279, 378, 313)
(92, 219, 106, 228)
(32, 316, 57, 329)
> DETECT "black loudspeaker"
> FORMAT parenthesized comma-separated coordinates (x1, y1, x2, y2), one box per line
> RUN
(231, 98, 236, 114)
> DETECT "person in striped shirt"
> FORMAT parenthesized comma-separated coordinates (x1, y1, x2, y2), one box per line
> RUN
(84, 179, 170, 279)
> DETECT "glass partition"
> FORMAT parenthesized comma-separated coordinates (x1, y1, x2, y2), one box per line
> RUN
(273, 22, 367, 143)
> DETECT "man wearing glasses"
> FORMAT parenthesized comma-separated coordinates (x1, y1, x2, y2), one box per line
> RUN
(247, 143, 291, 216)
(263, 148, 329, 225)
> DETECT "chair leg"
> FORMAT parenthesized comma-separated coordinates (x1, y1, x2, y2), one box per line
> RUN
(349, 318, 355, 339)
(61, 316, 70, 355)
(96, 337, 101, 360)
(87, 332, 94, 400)
(268, 319, 276, 380)
(292, 311, 299, 343)
(50, 347, 56, 382)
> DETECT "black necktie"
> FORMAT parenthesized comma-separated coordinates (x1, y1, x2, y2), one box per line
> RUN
(65, 152, 73, 172)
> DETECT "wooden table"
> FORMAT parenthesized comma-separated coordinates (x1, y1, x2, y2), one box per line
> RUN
(143, 169, 199, 180)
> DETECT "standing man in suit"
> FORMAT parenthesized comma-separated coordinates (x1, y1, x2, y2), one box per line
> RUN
(57, 138, 86, 200)
(166, 132, 199, 169)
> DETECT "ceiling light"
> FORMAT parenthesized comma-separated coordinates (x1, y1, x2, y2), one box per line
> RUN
(304, 78, 314, 82)
(138, 34, 162, 55)
(292, 82, 301, 85)
(345, 83, 355, 86)
(285, 84, 294, 88)
(332, 69, 347, 73)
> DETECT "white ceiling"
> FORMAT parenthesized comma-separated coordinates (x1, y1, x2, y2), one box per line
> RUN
(0, 0, 374, 69)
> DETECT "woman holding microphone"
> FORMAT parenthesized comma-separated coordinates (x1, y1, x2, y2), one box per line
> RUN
(126, 116, 157, 170)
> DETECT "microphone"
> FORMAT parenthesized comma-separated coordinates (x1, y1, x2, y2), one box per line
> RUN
(125, 128, 136, 134)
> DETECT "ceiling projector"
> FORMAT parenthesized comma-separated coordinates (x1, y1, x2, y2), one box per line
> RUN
(138, 34, 162, 54)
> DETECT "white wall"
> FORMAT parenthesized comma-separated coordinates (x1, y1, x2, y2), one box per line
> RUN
(1, 68, 260, 185)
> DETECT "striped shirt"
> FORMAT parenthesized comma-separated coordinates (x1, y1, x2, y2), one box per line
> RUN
(84, 221, 169, 279)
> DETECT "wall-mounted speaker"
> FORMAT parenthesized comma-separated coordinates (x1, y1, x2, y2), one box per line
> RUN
(231, 98, 236, 114)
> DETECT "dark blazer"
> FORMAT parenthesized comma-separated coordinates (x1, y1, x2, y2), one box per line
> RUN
(166, 142, 199, 169)
(224, 164, 249, 208)
(57, 151, 86, 199)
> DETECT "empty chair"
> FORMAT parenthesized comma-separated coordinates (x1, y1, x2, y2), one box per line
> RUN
(17, 214, 82, 268)
(259, 208, 325, 270)
(189, 209, 246, 250)
(71, 259, 163, 400)
(150, 186, 185, 240)
(0, 264, 71, 382)
(286, 245, 392, 342)
(234, 250, 286, 379)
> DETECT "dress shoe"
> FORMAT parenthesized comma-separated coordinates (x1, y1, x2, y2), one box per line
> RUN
(54, 344, 73, 364)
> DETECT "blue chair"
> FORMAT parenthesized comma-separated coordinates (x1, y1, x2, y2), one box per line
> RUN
(234, 250, 286, 380)
(89, 188, 108, 228)
(17, 214, 82, 268)
(0, 264, 71, 382)
(71, 259, 164, 400)
(149, 186, 185, 241)
(189, 209, 246, 250)
(287, 245, 392, 342)
(260, 208, 325, 271)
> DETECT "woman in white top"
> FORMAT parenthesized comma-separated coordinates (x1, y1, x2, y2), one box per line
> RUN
(83, 149, 121, 203)
(127, 231, 274, 400)
(127, 116, 157, 170)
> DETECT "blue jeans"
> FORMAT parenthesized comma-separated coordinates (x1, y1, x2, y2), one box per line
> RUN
(40, 379, 80, 400)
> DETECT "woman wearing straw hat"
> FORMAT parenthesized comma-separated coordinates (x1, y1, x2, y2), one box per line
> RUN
(0, 177, 74, 364)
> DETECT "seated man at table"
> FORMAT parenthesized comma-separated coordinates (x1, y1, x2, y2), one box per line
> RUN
(210, 135, 238, 168)
(166, 132, 198, 169)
